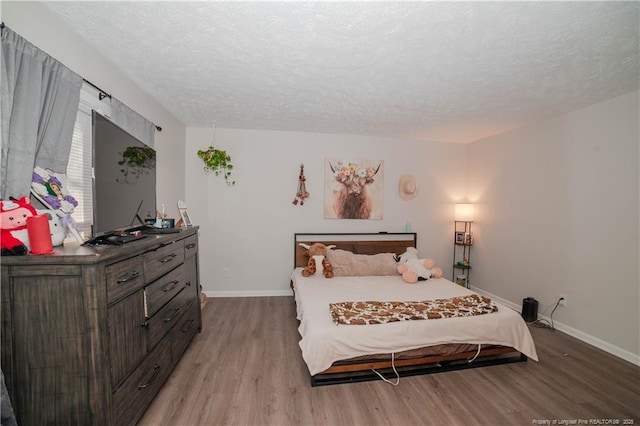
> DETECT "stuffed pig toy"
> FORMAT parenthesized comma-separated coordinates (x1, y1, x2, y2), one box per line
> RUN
(0, 197, 37, 256)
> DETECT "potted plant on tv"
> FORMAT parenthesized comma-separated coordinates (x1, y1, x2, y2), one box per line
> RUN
(197, 146, 235, 185)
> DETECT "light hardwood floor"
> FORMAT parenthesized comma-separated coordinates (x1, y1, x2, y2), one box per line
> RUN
(139, 296, 640, 426)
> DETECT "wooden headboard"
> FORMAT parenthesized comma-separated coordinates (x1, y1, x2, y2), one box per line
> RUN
(294, 233, 417, 268)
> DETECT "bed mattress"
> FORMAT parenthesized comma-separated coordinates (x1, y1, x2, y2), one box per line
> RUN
(291, 268, 538, 375)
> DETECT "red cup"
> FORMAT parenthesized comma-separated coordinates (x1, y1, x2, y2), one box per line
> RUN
(27, 214, 54, 254)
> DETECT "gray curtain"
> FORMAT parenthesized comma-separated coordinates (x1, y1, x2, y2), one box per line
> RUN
(1, 26, 82, 199)
(0, 368, 16, 426)
(111, 97, 155, 148)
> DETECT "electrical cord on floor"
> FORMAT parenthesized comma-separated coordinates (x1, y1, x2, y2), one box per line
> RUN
(528, 297, 563, 331)
(468, 344, 482, 363)
(371, 352, 400, 386)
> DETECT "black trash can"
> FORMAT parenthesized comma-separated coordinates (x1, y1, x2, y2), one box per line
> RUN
(521, 297, 538, 323)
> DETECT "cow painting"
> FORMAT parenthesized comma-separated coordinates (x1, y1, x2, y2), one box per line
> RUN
(325, 159, 383, 219)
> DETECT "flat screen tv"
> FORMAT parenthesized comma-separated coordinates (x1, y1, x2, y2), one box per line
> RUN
(92, 110, 157, 236)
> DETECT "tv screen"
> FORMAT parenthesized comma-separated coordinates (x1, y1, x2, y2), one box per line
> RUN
(92, 111, 157, 236)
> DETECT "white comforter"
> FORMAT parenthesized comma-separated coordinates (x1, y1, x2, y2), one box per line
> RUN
(291, 268, 538, 375)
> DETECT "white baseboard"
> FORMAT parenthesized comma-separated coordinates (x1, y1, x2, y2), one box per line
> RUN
(471, 285, 640, 367)
(204, 290, 293, 298)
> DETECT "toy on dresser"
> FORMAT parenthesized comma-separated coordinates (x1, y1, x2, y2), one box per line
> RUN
(0, 197, 37, 256)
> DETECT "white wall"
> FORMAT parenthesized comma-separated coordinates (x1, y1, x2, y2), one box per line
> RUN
(185, 128, 466, 296)
(467, 91, 639, 363)
(2, 1, 186, 213)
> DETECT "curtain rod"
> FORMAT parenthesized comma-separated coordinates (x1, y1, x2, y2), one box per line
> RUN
(82, 78, 162, 132)
(2, 24, 162, 132)
(83, 78, 111, 101)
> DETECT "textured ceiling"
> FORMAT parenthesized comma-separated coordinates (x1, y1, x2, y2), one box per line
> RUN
(44, 1, 639, 143)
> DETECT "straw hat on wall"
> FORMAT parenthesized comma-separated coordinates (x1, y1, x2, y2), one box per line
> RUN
(399, 175, 418, 200)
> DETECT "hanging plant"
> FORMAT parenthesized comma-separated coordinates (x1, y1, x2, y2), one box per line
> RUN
(197, 146, 235, 185)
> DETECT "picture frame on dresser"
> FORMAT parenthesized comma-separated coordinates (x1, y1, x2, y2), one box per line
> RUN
(177, 200, 193, 228)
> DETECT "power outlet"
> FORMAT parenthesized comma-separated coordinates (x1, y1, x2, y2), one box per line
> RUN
(559, 294, 567, 307)
(222, 267, 229, 278)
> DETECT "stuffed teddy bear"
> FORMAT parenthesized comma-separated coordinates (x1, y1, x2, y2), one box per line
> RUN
(397, 247, 443, 283)
(299, 242, 335, 278)
(1, 197, 38, 256)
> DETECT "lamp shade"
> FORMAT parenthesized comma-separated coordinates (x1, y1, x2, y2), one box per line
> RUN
(455, 203, 474, 222)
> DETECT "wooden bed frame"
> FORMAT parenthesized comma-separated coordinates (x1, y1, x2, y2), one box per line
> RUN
(293, 232, 527, 386)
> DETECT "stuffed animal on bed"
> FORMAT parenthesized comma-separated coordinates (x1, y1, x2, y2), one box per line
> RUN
(397, 247, 443, 283)
(1, 197, 37, 256)
(299, 243, 336, 278)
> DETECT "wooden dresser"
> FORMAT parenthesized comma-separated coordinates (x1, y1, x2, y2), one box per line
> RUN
(1, 227, 202, 425)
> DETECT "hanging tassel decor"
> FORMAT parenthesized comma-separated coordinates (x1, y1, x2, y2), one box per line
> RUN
(292, 163, 309, 206)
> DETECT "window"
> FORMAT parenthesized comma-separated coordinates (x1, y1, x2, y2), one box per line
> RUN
(66, 84, 111, 237)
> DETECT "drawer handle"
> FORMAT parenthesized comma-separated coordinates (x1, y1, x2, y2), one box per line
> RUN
(182, 319, 196, 333)
(186, 243, 196, 249)
(162, 280, 180, 293)
(137, 365, 161, 390)
(185, 280, 192, 287)
(158, 253, 177, 264)
(116, 271, 140, 283)
(141, 319, 149, 328)
(163, 307, 181, 323)
(149, 242, 174, 252)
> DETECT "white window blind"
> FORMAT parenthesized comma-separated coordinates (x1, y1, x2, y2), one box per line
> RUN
(66, 84, 111, 237)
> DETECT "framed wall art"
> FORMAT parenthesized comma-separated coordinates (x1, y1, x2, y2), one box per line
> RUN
(324, 158, 384, 220)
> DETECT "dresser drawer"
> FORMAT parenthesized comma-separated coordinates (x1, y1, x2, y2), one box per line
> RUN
(108, 290, 147, 387)
(143, 242, 184, 283)
(171, 298, 200, 362)
(144, 265, 185, 317)
(146, 285, 194, 350)
(183, 234, 198, 259)
(112, 334, 172, 426)
(106, 256, 144, 304)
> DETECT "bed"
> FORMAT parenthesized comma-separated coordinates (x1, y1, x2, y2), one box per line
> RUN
(291, 233, 538, 386)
